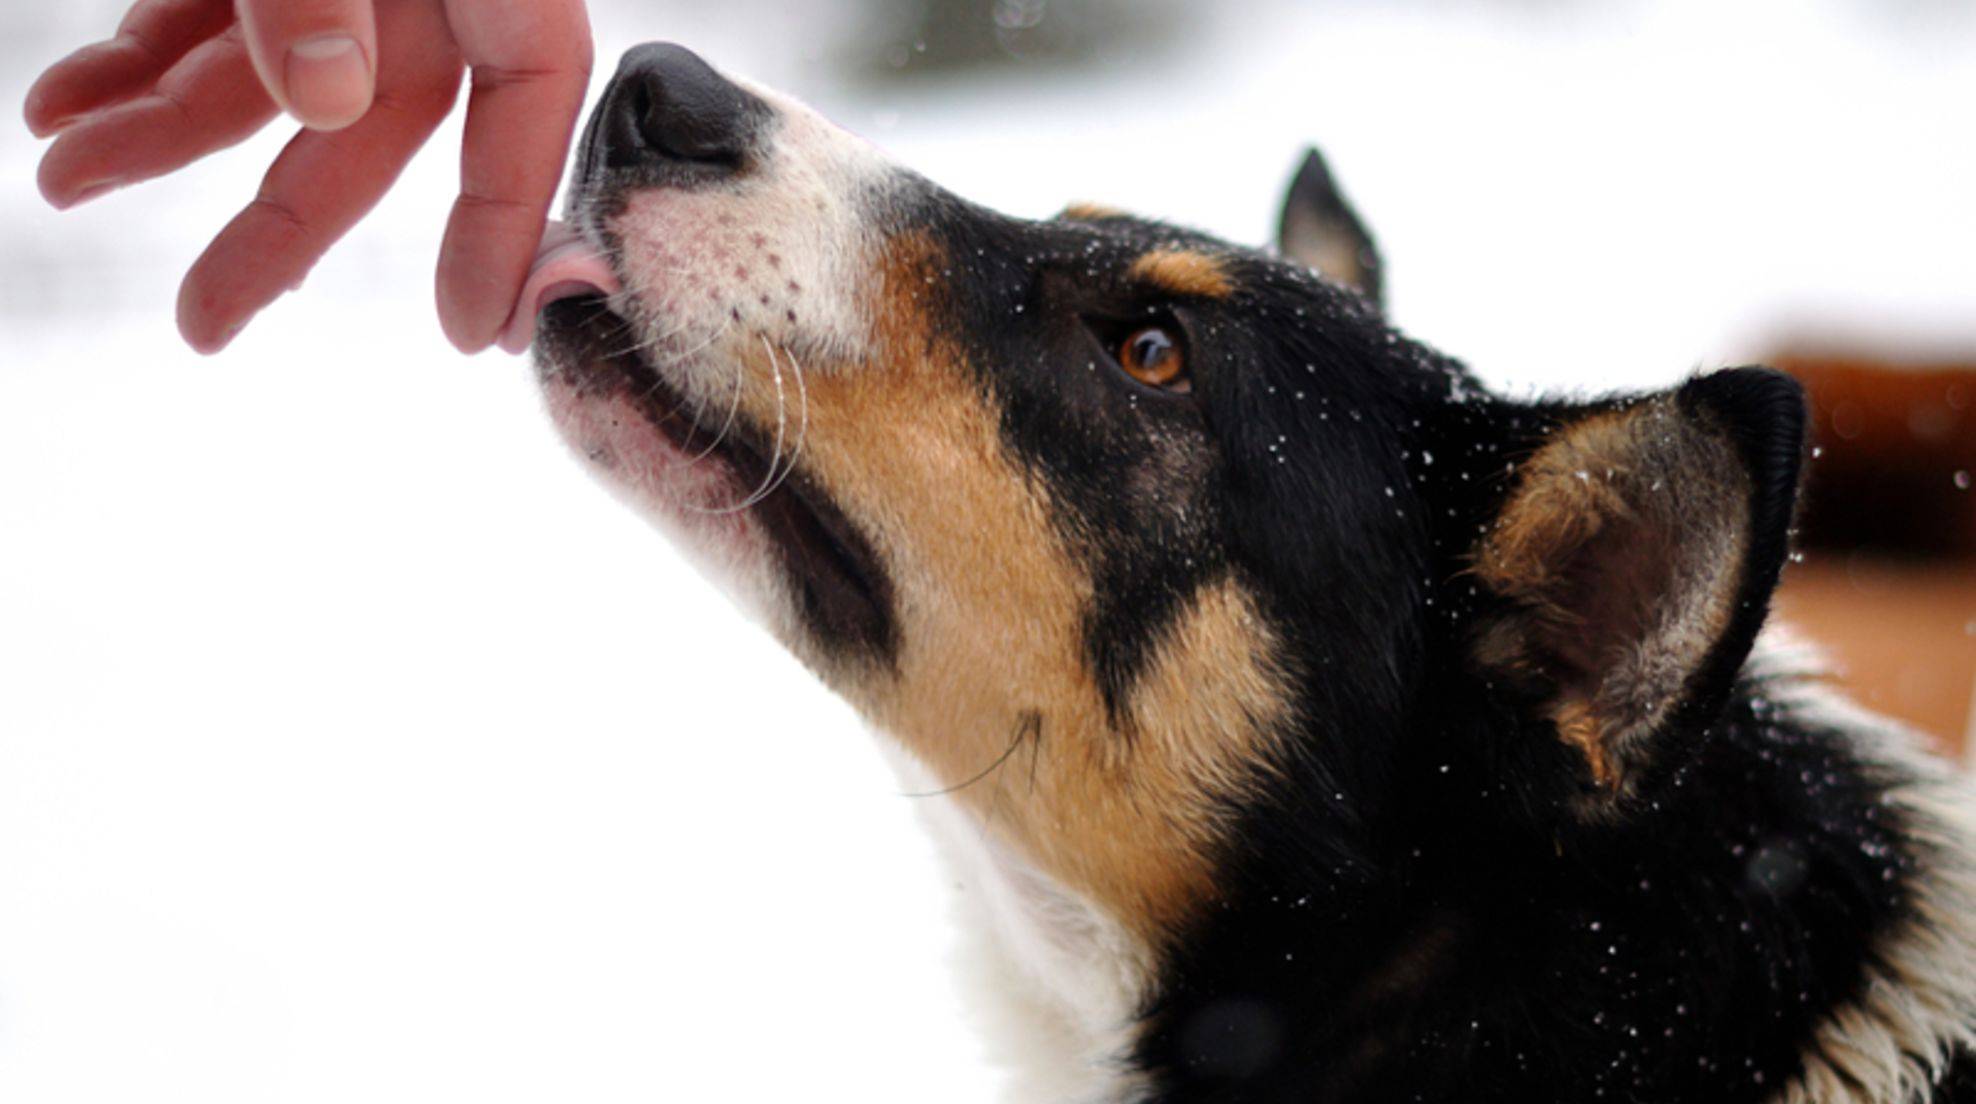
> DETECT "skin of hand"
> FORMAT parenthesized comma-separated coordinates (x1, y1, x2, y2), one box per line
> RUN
(23, 0, 594, 355)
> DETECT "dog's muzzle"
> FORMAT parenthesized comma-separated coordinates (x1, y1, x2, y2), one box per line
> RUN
(499, 42, 773, 353)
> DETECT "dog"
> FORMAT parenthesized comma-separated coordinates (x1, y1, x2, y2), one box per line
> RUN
(503, 43, 1976, 1103)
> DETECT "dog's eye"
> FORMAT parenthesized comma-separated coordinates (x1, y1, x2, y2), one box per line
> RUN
(1118, 326, 1190, 392)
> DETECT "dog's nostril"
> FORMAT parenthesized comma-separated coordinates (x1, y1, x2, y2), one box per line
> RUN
(600, 42, 760, 171)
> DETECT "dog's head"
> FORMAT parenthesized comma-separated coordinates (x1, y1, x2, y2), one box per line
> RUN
(520, 44, 1806, 967)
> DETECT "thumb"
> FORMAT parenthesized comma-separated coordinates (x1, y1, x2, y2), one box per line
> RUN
(235, 0, 377, 131)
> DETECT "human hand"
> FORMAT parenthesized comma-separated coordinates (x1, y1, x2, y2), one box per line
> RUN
(24, 0, 593, 354)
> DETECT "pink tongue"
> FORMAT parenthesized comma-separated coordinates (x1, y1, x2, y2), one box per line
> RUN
(498, 219, 624, 354)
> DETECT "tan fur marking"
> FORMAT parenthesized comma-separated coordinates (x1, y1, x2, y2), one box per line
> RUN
(1472, 411, 1632, 600)
(1060, 202, 1127, 222)
(1552, 698, 1618, 790)
(1128, 249, 1236, 300)
(715, 232, 1290, 941)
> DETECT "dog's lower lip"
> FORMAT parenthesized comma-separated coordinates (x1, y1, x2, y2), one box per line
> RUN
(538, 297, 892, 653)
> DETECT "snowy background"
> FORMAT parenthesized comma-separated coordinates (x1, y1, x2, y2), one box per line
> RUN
(4, 1, 1974, 1100)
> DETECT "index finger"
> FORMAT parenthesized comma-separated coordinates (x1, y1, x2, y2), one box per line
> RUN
(434, 0, 593, 353)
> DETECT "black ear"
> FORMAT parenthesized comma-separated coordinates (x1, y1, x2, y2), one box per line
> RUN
(1276, 147, 1384, 308)
(1467, 368, 1807, 820)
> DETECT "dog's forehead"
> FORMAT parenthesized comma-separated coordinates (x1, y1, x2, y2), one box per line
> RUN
(893, 195, 1276, 299)
(1048, 208, 1365, 317)
(1048, 212, 1241, 278)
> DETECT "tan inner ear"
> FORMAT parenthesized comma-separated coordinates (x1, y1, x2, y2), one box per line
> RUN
(1471, 400, 1753, 795)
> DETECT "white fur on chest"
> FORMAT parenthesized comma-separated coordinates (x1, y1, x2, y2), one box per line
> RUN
(884, 746, 1153, 1104)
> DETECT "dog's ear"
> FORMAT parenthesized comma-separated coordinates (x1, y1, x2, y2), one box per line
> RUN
(1467, 368, 1807, 820)
(1276, 147, 1383, 308)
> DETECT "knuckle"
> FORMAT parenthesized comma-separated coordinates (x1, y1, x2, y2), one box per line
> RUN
(457, 190, 534, 217)
(246, 194, 312, 240)
(152, 82, 196, 127)
(470, 65, 555, 91)
(470, 55, 590, 95)
(117, 25, 170, 68)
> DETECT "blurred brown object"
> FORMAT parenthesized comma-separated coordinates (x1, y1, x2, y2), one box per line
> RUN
(1768, 347, 1976, 755)
(1777, 350, 1976, 557)
(1775, 555, 1974, 758)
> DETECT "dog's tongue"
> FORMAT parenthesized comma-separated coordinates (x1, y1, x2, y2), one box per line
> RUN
(497, 219, 623, 354)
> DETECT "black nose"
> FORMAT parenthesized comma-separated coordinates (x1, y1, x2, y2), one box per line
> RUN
(592, 43, 765, 175)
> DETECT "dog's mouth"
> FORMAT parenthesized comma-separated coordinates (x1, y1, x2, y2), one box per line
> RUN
(519, 221, 897, 663)
(498, 220, 624, 355)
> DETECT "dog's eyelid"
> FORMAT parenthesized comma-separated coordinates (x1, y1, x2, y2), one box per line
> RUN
(1081, 301, 1186, 336)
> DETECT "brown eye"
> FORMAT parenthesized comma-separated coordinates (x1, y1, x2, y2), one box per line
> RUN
(1118, 326, 1189, 392)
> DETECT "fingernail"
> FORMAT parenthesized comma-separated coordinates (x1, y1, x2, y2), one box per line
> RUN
(283, 34, 371, 130)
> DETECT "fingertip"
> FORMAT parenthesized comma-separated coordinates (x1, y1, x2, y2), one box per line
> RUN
(35, 131, 113, 209)
(437, 200, 548, 356)
(23, 86, 63, 138)
(438, 304, 495, 355)
(178, 317, 235, 356)
(36, 155, 81, 209)
(180, 322, 237, 355)
(24, 38, 154, 138)
(435, 253, 510, 357)
(176, 277, 244, 356)
(23, 53, 89, 137)
(36, 160, 70, 208)
(57, 181, 121, 210)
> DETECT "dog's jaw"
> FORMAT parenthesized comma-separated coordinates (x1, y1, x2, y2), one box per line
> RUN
(531, 79, 901, 653)
(534, 354, 790, 631)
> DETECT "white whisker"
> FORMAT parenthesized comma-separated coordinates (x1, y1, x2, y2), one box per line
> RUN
(688, 336, 788, 516)
(684, 336, 748, 464)
(744, 343, 811, 506)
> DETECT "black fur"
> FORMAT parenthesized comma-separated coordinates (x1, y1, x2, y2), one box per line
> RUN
(873, 173, 1968, 1102)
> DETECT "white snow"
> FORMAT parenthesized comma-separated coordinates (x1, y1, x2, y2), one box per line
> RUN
(2, 1, 1973, 1102)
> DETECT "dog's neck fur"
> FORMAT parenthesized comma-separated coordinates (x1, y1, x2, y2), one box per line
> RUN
(902, 640, 1976, 1104)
